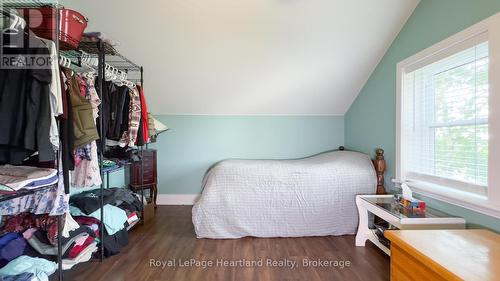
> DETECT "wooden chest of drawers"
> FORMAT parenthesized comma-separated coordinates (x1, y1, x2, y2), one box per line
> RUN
(130, 149, 158, 207)
(385, 229, 500, 281)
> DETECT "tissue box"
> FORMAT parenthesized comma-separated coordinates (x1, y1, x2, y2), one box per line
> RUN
(400, 197, 426, 211)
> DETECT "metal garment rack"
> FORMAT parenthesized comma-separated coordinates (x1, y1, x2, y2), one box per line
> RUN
(2, 0, 144, 279)
(61, 39, 145, 261)
(1, 1, 65, 280)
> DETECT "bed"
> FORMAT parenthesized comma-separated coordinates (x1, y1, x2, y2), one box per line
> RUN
(192, 148, 386, 239)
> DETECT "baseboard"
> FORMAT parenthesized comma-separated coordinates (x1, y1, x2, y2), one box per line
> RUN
(157, 194, 200, 205)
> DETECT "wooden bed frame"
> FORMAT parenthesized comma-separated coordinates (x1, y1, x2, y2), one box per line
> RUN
(373, 148, 386, 195)
(339, 146, 386, 195)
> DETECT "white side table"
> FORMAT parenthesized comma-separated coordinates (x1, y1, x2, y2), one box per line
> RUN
(355, 195, 466, 255)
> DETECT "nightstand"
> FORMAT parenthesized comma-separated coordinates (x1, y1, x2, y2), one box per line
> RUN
(355, 194, 466, 255)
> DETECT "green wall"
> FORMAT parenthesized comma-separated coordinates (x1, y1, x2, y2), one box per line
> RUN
(345, 0, 500, 231)
(146, 115, 344, 194)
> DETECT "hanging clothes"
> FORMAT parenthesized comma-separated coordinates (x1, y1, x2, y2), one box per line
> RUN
(0, 32, 54, 165)
(63, 68, 99, 150)
(136, 85, 149, 146)
(70, 72, 102, 188)
(119, 86, 141, 147)
(58, 71, 75, 195)
(38, 38, 63, 152)
(73, 75, 93, 165)
(106, 85, 129, 141)
(96, 81, 115, 150)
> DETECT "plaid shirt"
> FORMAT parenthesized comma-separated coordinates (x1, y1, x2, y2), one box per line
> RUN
(119, 87, 141, 147)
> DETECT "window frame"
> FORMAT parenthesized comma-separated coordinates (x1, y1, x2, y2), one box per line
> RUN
(396, 12, 500, 219)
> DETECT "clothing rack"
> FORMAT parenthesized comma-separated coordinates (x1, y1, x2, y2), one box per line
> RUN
(1, 1, 146, 280)
(61, 39, 146, 261)
(1, 1, 66, 280)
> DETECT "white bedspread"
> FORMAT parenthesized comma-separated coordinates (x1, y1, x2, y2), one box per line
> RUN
(192, 151, 376, 239)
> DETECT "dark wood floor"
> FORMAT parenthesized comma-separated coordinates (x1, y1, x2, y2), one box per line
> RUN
(67, 206, 389, 281)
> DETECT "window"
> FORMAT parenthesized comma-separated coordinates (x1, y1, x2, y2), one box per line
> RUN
(402, 37, 488, 196)
(396, 12, 500, 217)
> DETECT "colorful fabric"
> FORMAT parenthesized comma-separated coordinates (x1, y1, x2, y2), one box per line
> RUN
(119, 87, 141, 147)
(137, 85, 149, 144)
(1, 213, 62, 246)
(71, 142, 101, 188)
(76, 75, 88, 98)
(61, 242, 97, 270)
(22, 229, 37, 240)
(73, 216, 100, 227)
(70, 205, 127, 235)
(0, 233, 19, 248)
(68, 235, 94, 259)
(0, 166, 57, 191)
(70, 72, 102, 188)
(0, 236, 26, 266)
(0, 181, 68, 216)
(74, 145, 92, 165)
(102, 160, 116, 168)
(0, 256, 56, 281)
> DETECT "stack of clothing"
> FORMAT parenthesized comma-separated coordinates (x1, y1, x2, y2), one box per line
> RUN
(0, 211, 98, 279)
(0, 166, 57, 192)
(69, 188, 141, 257)
(0, 166, 67, 217)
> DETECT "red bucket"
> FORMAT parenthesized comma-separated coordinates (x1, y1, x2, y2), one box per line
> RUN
(22, 8, 88, 50)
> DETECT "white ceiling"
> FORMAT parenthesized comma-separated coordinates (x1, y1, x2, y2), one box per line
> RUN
(62, 0, 419, 115)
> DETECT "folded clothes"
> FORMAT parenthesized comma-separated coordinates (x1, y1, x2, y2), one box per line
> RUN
(27, 226, 95, 256)
(0, 166, 57, 191)
(0, 184, 62, 216)
(101, 226, 128, 257)
(70, 187, 141, 215)
(70, 204, 127, 235)
(0, 169, 68, 216)
(61, 241, 98, 270)
(23, 174, 58, 190)
(74, 215, 129, 258)
(0, 256, 56, 281)
(0, 236, 26, 268)
(68, 235, 94, 259)
(0, 233, 27, 268)
(73, 216, 100, 227)
(102, 159, 116, 168)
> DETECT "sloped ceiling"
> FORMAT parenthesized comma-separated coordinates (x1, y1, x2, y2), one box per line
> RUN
(62, 0, 419, 115)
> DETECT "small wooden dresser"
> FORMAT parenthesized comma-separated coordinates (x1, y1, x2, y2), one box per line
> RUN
(385, 229, 500, 281)
(130, 149, 158, 207)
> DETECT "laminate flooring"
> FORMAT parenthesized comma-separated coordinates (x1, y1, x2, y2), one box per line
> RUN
(67, 206, 389, 281)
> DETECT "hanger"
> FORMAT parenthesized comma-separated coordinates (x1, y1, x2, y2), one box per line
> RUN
(59, 55, 72, 68)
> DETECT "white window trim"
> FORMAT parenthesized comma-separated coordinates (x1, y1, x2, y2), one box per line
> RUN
(396, 12, 500, 219)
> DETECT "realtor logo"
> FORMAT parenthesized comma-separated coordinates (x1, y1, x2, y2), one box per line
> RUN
(0, 1, 59, 69)
(2, 54, 54, 68)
